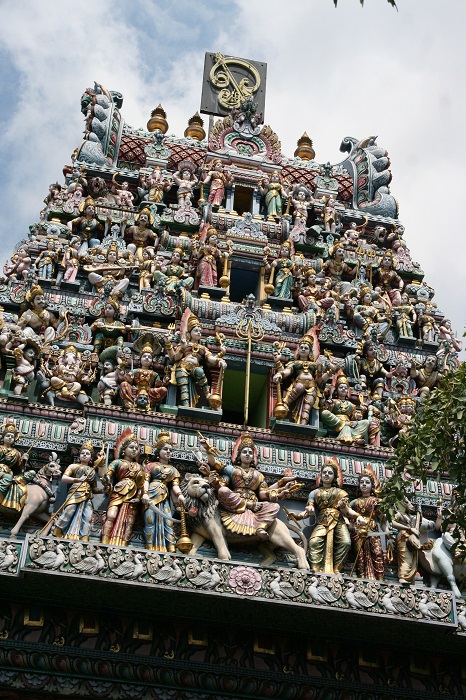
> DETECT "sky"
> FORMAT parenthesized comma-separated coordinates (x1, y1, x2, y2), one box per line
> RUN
(0, 0, 464, 354)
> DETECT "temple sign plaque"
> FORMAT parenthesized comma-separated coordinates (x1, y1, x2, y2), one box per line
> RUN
(200, 52, 267, 117)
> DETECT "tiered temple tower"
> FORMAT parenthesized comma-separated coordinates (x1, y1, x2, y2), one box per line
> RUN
(0, 69, 464, 700)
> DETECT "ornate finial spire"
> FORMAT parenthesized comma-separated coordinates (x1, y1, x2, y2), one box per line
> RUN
(184, 112, 206, 141)
(147, 104, 168, 133)
(294, 132, 315, 161)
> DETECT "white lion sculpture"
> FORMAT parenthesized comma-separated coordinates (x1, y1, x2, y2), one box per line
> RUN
(181, 473, 309, 570)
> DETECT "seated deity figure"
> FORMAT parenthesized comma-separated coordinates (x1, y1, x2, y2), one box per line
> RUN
(152, 248, 194, 293)
(320, 374, 372, 445)
(40, 344, 96, 406)
(166, 311, 226, 408)
(84, 241, 135, 298)
(68, 196, 104, 255)
(118, 338, 168, 412)
(17, 284, 59, 343)
(199, 431, 299, 540)
(126, 208, 158, 262)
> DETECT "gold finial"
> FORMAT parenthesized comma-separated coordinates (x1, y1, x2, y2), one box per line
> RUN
(294, 132, 315, 161)
(147, 104, 168, 133)
(184, 112, 206, 141)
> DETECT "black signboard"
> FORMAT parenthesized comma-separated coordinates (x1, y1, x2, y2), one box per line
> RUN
(200, 52, 267, 118)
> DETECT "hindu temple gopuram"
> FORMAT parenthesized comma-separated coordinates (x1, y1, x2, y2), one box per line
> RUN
(0, 54, 465, 699)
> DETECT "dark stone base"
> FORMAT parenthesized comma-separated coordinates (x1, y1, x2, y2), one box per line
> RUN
(267, 295, 294, 311)
(270, 408, 319, 436)
(198, 285, 225, 300)
(60, 280, 81, 292)
(398, 334, 417, 346)
(0, 391, 28, 404)
(177, 406, 222, 423)
(423, 340, 440, 351)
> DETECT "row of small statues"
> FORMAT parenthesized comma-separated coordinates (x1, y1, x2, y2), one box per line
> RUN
(0, 292, 450, 446)
(0, 422, 461, 596)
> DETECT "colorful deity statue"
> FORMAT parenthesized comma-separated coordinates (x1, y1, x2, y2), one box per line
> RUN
(321, 195, 337, 233)
(350, 468, 389, 581)
(291, 184, 312, 225)
(174, 161, 198, 209)
(3, 246, 32, 282)
(416, 302, 439, 343)
(267, 241, 297, 299)
(383, 396, 417, 446)
(322, 242, 357, 297)
(192, 227, 230, 288)
(145, 166, 172, 204)
(373, 250, 403, 306)
(35, 238, 59, 280)
(351, 287, 391, 338)
(138, 248, 156, 291)
(0, 422, 35, 512)
(356, 340, 392, 398)
(84, 241, 135, 298)
(40, 344, 96, 406)
(101, 430, 146, 546)
(273, 333, 327, 425)
(17, 284, 59, 343)
(438, 319, 462, 353)
(391, 498, 442, 585)
(11, 342, 39, 396)
(410, 354, 443, 399)
(97, 357, 121, 406)
(112, 178, 135, 208)
(320, 374, 372, 445)
(90, 297, 126, 358)
(118, 337, 168, 412)
(259, 171, 289, 220)
(152, 248, 194, 293)
(61, 237, 81, 283)
(199, 431, 299, 540)
(53, 440, 106, 540)
(141, 430, 184, 551)
(294, 458, 363, 574)
(392, 292, 417, 338)
(166, 310, 226, 408)
(68, 196, 103, 255)
(203, 159, 233, 209)
(296, 269, 323, 316)
(126, 208, 158, 262)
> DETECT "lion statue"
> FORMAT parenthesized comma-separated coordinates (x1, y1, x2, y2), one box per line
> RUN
(181, 474, 309, 570)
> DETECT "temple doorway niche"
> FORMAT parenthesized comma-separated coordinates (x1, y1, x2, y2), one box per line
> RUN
(233, 185, 253, 216)
(221, 367, 268, 428)
(228, 264, 260, 302)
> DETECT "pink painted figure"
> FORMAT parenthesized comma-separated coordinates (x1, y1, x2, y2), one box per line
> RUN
(203, 159, 233, 208)
(62, 237, 81, 282)
(438, 319, 462, 353)
(3, 246, 32, 282)
(192, 228, 229, 287)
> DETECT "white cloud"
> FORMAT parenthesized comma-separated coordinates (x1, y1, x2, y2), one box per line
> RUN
(0, 0, 464, 352)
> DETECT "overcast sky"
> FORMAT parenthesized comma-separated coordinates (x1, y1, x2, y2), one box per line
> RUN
(0, 0, 464, 353)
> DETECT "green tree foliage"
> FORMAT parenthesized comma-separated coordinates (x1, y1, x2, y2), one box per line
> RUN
(379, 363, 466, 550)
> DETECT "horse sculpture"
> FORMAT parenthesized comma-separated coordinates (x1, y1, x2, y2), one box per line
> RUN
(181, 474, 309, 570)
(0, 454, 61, 537)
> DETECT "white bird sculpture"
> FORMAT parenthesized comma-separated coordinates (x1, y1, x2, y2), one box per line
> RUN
(0, 545, 17, 571)
(31, 543, 66, 570)
(270, 572, 302, 599)
(71, 548, 105, 575)
(418, 594, 448, 620)
(344, 582, 375, 610)
(381, 588, 412, 615)
(307, 576, 339, 604)
(189, 563, 220, 590)
(112, 553, 144, 580)
(152, 558, 183, 585)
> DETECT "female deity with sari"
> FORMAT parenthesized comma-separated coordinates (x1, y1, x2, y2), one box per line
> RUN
(141, 430, 184, 551)
(101, 430, 146, 546)
(350, 468, 389, 581)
